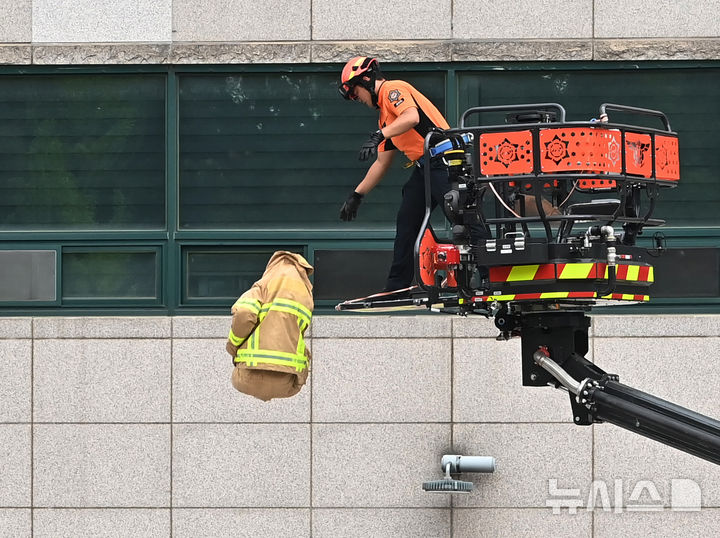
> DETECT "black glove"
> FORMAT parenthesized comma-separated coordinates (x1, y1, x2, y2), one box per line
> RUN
(358, 130, 385, 161)
(340, 191, 364, 221)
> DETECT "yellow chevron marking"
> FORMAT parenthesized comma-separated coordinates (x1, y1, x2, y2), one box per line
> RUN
(507, 265, 539, 281)
(626, 265, 640, 281)
(559, 263, 594, 279)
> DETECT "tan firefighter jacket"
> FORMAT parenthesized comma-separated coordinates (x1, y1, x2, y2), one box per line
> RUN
(226, 251, 314, 383)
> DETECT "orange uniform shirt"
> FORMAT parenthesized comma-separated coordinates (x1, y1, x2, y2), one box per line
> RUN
(377, 80, 450, 162)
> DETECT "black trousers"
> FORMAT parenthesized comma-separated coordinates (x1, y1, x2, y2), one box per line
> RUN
(384, 161, 488, 291)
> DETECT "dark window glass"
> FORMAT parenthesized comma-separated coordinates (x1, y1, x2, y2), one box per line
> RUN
(184, 247, 304, 301)
(0, 250, 57, 302)
(458, 68, 720, 227)
(178, 72, 446, 229)
(0, 75, 166, 230)
(62, 250, 158, 299)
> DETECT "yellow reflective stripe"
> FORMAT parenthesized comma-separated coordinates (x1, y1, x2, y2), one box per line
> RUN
(648, 266, 654, 283)
(599, 293, 649, 301)
(249, 323, 259, 351)
(539, 292, 570, 299)
(295, 318, 307, 356)
(486, 294, 517, 301)
(625, 265, 640, 281)
(258, 299, 312, 326)
(233, 298, 261, 314)
(235, 349, 308, 372)
(296, 337, 306, 357)
(260, 304, 311, 325)
(507, 265, 539, 282)
(277, 298, 312, 322)
(346, 57, 365, 81)
(228, 328, 244, 346)
(559, 263, 594, 279)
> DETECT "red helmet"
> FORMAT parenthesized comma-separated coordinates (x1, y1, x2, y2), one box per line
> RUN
(338, 56, 379, 101)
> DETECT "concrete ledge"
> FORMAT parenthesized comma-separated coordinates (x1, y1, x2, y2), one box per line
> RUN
(33, 317, 171, 338)
(0, 44, 31, 64)
(594, 38, 720, 60)
(0, 318, 31, 339)
(453, 316, 502, 338)
(172, 316, 229, 339)
(452, 39, 593, 61)
(311, 41, 452, 62)
(3, 39, 718, 64)
(312, 315, 451, 338)
(32, 43, 171, 64)
(171, 42, 311, 64)
(592, 315, 720, 337)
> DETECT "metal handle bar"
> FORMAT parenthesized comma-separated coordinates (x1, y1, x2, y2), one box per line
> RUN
(459, 103, 567, 128)
(599, 103, 672, 132)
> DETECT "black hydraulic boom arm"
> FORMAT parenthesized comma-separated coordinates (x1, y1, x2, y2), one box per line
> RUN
(520, 310, 720, 466)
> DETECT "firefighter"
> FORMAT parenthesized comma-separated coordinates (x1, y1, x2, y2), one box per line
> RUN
(338, 56, 489, 293)
(226, 251, 313, 401)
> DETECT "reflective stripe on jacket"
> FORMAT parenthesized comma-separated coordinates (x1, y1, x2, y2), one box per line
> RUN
(233, 297, 311, 372)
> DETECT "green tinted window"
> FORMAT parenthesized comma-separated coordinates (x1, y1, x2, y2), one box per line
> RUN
(62, 250, 158, 299)
(458, 68, 720, 226)
(184, 248, 304, 301)
(0, 75, 166, 230)
(178, 72, 446, 229)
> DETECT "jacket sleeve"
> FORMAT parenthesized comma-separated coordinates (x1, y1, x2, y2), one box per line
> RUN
(226, 287, 262, 357)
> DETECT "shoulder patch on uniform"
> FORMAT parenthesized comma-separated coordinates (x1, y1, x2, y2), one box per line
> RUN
(388, 89, 405, 107)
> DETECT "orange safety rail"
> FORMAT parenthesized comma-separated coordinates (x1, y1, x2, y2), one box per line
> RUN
(479, 130, 534, 176)
(539, 127, 622, 175)
(472, 125, 679, 188)
(625, 132, 653, 178)
(655, 135, 680, 181)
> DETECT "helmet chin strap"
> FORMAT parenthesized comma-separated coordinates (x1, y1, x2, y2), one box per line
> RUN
(371, 80, 385, 109)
